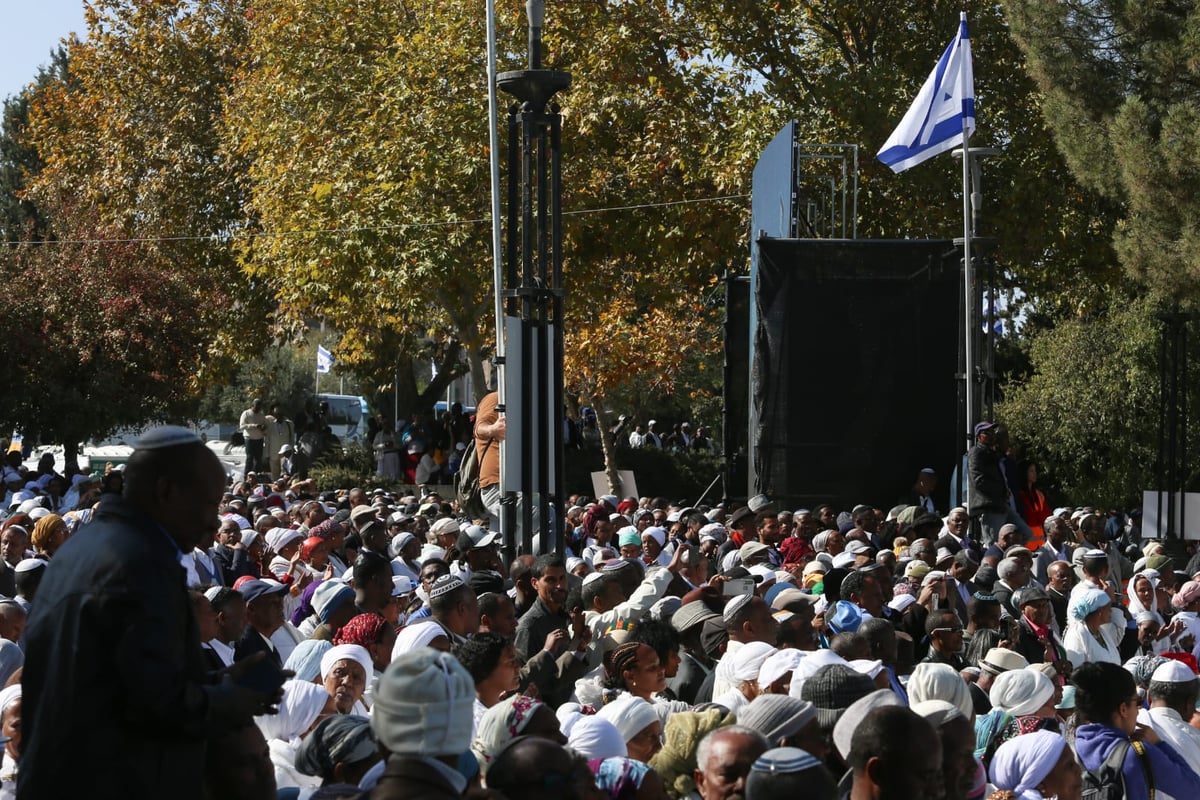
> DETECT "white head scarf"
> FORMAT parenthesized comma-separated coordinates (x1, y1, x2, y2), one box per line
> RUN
(390, 621, 449, 661)
(567, 715, 628, 760)
(254, 680, 330, 745)
(729, 642, 778, 683)
(906, 662, 974, 722)
(990, 668, 1055, 717)
(989, 729, 1068, 800)
(642, 527, 667, 547)
(0, 685, 20, 717)
(596, 694, 659, 744)
(1126, 571, 1163, 624)
(319, 644, 374, 683)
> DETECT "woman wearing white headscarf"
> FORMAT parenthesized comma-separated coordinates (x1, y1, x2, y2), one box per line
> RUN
(390, 620, 451, 661)
(1063, 587, 1121, 667)
(640, 527, 672, 567)
(712, 641, 777, 713)
(989, 730, 1081, 800)
(989, 668, 1057, 718)
(596, 693, 663, 763)
(567, 715, 628, 760)
(906, 662, 974, 722)
(0, 686, 21, 800)
(1126, 570, 1180, 655)
(319, 644, 374, 717)
(254, 679, 336, 791)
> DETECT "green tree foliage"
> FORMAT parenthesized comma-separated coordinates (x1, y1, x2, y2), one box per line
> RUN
(1001, 0, 1200, 304)
(0, 49, 67, 244)
(678, 0, 1123, 313)
(196, 339, 321, 424)
(996, 298, 1176, 504)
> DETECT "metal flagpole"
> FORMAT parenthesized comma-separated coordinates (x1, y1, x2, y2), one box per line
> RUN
(485, 0, 508, 544)
(959, 42, 975, 515)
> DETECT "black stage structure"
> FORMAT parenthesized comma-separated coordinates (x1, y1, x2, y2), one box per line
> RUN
(736, 122, 967, 509)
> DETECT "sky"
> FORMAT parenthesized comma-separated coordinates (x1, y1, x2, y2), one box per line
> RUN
(1, 0, 87, 101)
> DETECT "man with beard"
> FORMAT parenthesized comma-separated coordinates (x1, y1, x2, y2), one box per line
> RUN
(772, 590, 819, 650)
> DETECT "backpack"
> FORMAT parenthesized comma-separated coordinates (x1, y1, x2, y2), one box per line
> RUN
(1080, 740, 1155, 800)
(454, 438, 492, 520)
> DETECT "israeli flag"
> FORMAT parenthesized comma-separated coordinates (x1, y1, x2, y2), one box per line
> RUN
(316, 345, 334, 374)
(877, 13, 975, 173)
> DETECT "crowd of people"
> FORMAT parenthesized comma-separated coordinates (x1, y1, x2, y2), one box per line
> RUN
(0, 419, 1189, 800)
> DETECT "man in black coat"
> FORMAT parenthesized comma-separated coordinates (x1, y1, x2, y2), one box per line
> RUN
(20, 428, 273, 800)
(967, 422, 1033, 545)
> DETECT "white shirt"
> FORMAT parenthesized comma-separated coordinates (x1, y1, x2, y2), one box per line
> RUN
(1140, 706, 1200, 767)
(240, 408, 267, 440)
(207, 639, 235, 667)
(712, 640, 745, 700)
(179, 552, 201, 587)
(1063, 621, 1122, 668)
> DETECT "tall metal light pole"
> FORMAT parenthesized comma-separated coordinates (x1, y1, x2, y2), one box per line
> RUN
(496, 1, 570, 555)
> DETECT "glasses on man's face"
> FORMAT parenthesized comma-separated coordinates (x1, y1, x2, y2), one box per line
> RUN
(932, 626, 964, 635)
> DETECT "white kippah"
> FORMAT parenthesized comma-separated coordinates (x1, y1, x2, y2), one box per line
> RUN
(429, 575, 465, 599)
(14, 558, 45, 574)
(1151, 660, 1197, 684)
(723, 593, 754, 622)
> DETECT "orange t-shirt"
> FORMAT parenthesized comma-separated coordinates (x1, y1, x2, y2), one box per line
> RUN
(475, 392, 501, 489)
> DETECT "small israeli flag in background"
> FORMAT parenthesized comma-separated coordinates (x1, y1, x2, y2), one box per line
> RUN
(316, 345, 334, 374)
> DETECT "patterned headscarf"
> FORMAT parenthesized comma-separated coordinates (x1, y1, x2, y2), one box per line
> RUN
(294, 714, 379, 778)
(334, 613, 389, 649)
(590, 757, 651, 800)
(472, 694, 546, 771)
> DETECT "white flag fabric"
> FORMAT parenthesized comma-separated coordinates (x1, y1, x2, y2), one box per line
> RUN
(877, 12, 975, 173)
(316, 345, 334, 374)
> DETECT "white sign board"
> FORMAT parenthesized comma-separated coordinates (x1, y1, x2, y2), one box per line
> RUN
(591, 470, 639, 502)
(1141, 491, 1200, 540)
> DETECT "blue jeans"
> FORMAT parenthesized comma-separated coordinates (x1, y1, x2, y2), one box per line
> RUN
(976, 506, 1033, 546)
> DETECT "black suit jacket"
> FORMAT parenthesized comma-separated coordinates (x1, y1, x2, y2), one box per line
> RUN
(233, 626, 282, 668)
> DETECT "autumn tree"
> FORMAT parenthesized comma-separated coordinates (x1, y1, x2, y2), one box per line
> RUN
(0, 203, 217, 463)
(226, 0, 747, 486)
(22, 0, 260, 398)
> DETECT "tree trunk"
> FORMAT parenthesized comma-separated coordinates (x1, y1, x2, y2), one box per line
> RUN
(392, 361, 420, 425)
(465, 346, 490, 403)
(589, 394, 622, 495)
(63, 439, 80, 474)
(417, 343, 467, 412)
